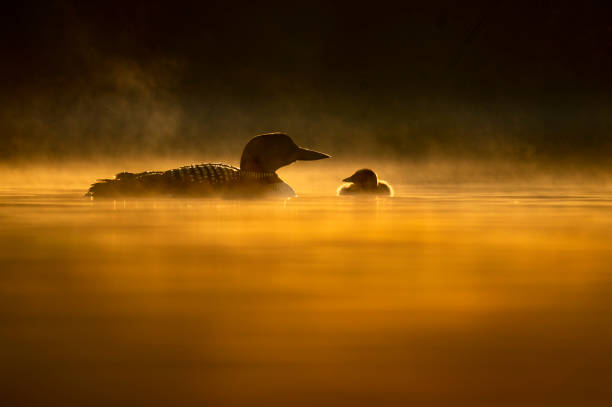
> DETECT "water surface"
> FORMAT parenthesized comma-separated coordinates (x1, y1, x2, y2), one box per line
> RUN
(2, 186, 612, 406)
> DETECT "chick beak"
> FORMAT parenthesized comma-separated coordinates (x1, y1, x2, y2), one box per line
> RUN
(342, 176, 354, 183)
(295, 147, 330, 161)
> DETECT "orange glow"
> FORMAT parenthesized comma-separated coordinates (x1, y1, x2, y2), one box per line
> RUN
(2, 180, 612, 405)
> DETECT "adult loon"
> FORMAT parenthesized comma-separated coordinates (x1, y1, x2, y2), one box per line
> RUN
(337, 168, 393, 196)
(86, 133, 330, 198)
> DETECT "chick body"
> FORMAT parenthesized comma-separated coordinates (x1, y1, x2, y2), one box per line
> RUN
(337, 169, 393, 196)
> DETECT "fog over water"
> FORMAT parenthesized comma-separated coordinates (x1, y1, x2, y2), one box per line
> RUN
(2, 2, 611, 174)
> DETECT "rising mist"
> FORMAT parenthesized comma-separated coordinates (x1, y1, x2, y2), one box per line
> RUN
(1, 1, 611, 182)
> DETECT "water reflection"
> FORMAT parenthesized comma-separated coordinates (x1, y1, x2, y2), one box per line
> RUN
(1, 187, 612, 406)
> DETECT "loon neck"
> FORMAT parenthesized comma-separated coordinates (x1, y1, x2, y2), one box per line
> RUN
(239, 169, 279, 181)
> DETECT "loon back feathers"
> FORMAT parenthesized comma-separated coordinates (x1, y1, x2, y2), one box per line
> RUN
(86, 164, 290, 198)
(87, 164, 245, 198)
(166, 163, 241, 185)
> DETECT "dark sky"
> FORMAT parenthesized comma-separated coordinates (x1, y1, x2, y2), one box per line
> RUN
(1, 1, 611, 166)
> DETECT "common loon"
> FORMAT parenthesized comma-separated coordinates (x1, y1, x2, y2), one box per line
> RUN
(337, 168, 393, 196)
(86, 133, 330, 198)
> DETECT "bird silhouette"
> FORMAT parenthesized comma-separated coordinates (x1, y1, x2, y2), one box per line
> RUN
(337, 168, 393, 196)
(86, 133, 329, 198)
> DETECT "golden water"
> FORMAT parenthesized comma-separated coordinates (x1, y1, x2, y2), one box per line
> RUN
(2, 185, 612, 406)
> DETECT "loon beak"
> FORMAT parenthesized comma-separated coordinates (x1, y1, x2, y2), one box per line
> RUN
(342, 176, 354, 183)
(295, 147, 330, 161)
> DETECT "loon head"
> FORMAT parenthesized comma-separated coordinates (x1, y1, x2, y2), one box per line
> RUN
(343, 168, 378, 189)
(239, 132, 330, 173)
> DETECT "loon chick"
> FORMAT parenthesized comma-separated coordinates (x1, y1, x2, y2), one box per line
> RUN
(337, 168, 393, 196)
(86, 133, 329, 198)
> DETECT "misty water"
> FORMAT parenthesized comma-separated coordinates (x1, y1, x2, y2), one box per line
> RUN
(2, 183, 612, 406)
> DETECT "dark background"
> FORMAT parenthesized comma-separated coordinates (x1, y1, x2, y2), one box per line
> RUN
(1, 1, 611, 167)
